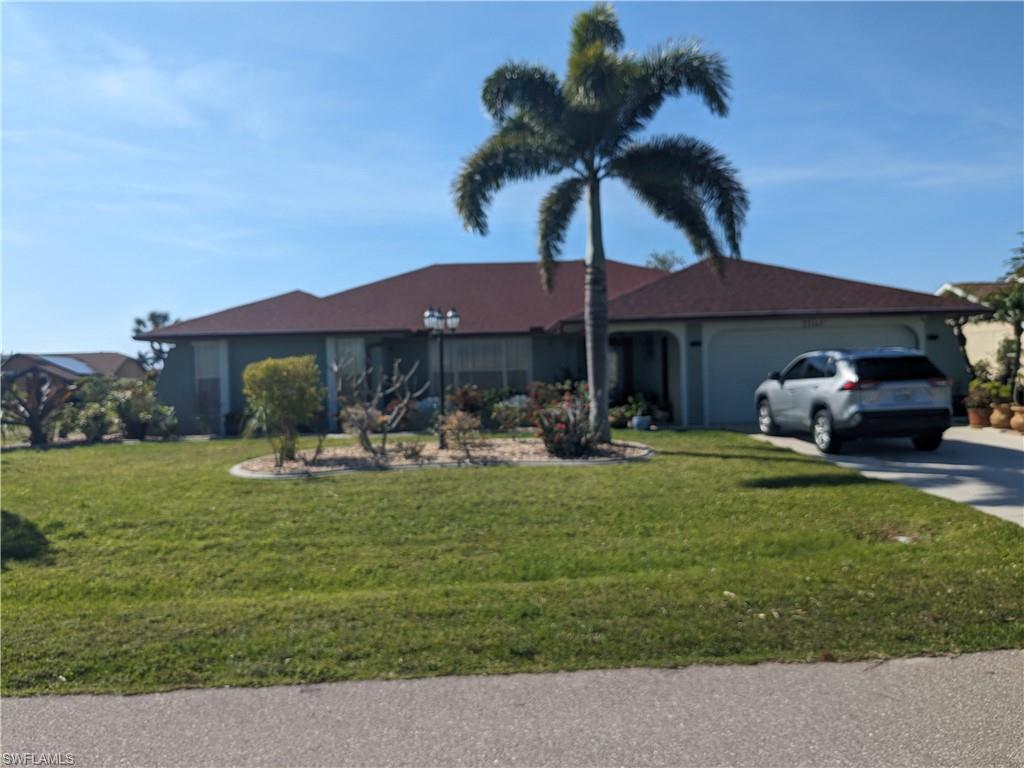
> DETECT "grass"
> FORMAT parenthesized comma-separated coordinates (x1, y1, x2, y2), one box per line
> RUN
(2, 430, 1021, 696)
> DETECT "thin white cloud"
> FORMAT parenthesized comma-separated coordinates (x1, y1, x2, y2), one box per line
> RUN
(745, 159, 1020, 188)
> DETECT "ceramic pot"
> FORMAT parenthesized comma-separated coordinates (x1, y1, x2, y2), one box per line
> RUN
(989, 403, 1012, 430)
(1010, 405, 1024, 434)
(630, 415, 652, 431)
(966, 407, 991, 428)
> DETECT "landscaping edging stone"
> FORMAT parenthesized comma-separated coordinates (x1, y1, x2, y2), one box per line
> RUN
(229, 440, 654, 480)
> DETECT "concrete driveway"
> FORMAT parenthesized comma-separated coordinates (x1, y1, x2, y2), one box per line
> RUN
(753, 426, 1023, 526)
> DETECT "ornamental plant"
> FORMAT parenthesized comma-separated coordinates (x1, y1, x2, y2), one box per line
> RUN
(535, 382, 595, 458)
(243, 355, 325, 467)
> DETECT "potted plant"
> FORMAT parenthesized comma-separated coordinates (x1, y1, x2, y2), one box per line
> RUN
(964, 379, 993, 428)
(628, 394, 652, 431)
(608, 405, 630, 429)
(989, 383, 1013, 429)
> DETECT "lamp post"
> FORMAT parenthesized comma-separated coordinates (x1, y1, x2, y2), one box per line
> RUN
(423, 306, 460, 448)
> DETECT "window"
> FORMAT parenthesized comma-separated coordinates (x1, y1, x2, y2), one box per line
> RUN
(193, 341, 224, 433)
(803, 356, 830, 379)
(854, 356, 943, 381)
(781, 357, 808, 380)
(434, 337, 531, 392)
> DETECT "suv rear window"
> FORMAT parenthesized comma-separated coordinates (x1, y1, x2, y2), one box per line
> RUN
(854, 356, 943, 381)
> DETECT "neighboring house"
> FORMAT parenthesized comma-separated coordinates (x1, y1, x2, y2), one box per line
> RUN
(1, 352, 146, 387)
(935, 280, 1018, 371)
(138, 259, 982, 433)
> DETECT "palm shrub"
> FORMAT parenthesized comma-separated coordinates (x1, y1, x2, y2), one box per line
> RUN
(243, 356, 325, 467)
(454, 2, 747, 440)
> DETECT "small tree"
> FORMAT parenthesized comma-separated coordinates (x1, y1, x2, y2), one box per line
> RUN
(645, 250, 685, 272)
(335, 358, 428, 459)
(1, 369, 74, 447)
(243, 356, 325, 467)
(133, 311, 177, 375)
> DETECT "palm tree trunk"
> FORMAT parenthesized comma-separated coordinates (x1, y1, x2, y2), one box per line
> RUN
(584, 178, 610, 442)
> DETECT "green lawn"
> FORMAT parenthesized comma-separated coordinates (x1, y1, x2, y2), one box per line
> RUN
(2, 430, 1021, 696)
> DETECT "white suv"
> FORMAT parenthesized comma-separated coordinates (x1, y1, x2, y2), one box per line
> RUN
(753, 348, 952, 454)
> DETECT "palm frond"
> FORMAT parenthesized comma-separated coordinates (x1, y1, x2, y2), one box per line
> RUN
(538, 177, 586, 291)
(617, 172, 726, 262)
(453, 120, 567, 235)
(482, 62, 565, 129)
(570, 3, 624, 57)
(566, 42, 628, 115)
(602, 40, 730, 154)
(609, 136, 748, 255)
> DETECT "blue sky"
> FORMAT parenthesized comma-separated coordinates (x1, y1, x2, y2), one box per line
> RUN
(3, 2, 1021, 356)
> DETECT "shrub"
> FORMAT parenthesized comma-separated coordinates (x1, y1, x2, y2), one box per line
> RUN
(335, 359, 428, 459)
(526, 380, 574, 422)
(108, 380, 163, 440)
(148, 404, 178, 439)
(76, 403, 115, 443)
(491, 401, 526, 433)
(448, 385, 483, 415)
(243, 356, 325, 467)
(535, 383, 594, 458)
(438, 410, 480, 458)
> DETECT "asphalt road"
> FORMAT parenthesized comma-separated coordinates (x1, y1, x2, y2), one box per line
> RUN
(753, 425, 1024, 527)
(3, 651, 1021, 767)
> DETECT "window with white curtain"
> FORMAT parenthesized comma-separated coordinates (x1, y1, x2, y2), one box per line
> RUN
(432, 337, 531, 391)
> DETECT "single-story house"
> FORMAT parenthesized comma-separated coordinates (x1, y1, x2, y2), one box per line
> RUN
(1, 352, 146, 386)
(935, 280, 1019, 371)
(138, 258, 983, 433)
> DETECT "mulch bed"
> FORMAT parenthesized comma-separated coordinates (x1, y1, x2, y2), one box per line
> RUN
(236, 438, 651, 477)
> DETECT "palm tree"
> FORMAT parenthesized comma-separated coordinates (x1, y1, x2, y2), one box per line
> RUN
(453, 3, 748, 440)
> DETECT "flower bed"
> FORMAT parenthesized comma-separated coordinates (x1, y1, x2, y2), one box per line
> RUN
(231, 438, 652, 479)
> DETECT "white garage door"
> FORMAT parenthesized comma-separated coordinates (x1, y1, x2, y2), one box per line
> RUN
(705, 323, 918, 425)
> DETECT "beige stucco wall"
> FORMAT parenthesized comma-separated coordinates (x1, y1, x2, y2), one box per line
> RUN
(964, 320, 1015, 370)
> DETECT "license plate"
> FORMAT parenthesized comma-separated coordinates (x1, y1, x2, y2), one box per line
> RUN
(894, 389, 915, 403)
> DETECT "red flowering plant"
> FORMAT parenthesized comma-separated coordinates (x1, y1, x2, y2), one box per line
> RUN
(535, 382, 594, 458)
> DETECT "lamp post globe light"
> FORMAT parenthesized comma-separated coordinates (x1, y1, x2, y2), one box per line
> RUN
(423, 306, 460, 448)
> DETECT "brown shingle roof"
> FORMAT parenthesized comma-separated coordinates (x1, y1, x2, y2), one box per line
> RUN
(588, 259, 983, 323)
(140, 261, 664, 339)
(139, 258, 984, 341)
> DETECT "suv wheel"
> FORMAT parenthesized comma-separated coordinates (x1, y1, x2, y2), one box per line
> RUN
(812, 408, 841, 454)
(757, 399, 779, 435)
(912, 434, 943, 451)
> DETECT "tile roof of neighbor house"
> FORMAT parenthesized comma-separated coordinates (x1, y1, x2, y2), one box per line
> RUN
(580, 259, 984, 323)
(940, 281, 1014, 303)
(139, 261, 664, 339)
(139, 258, 984, 341)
